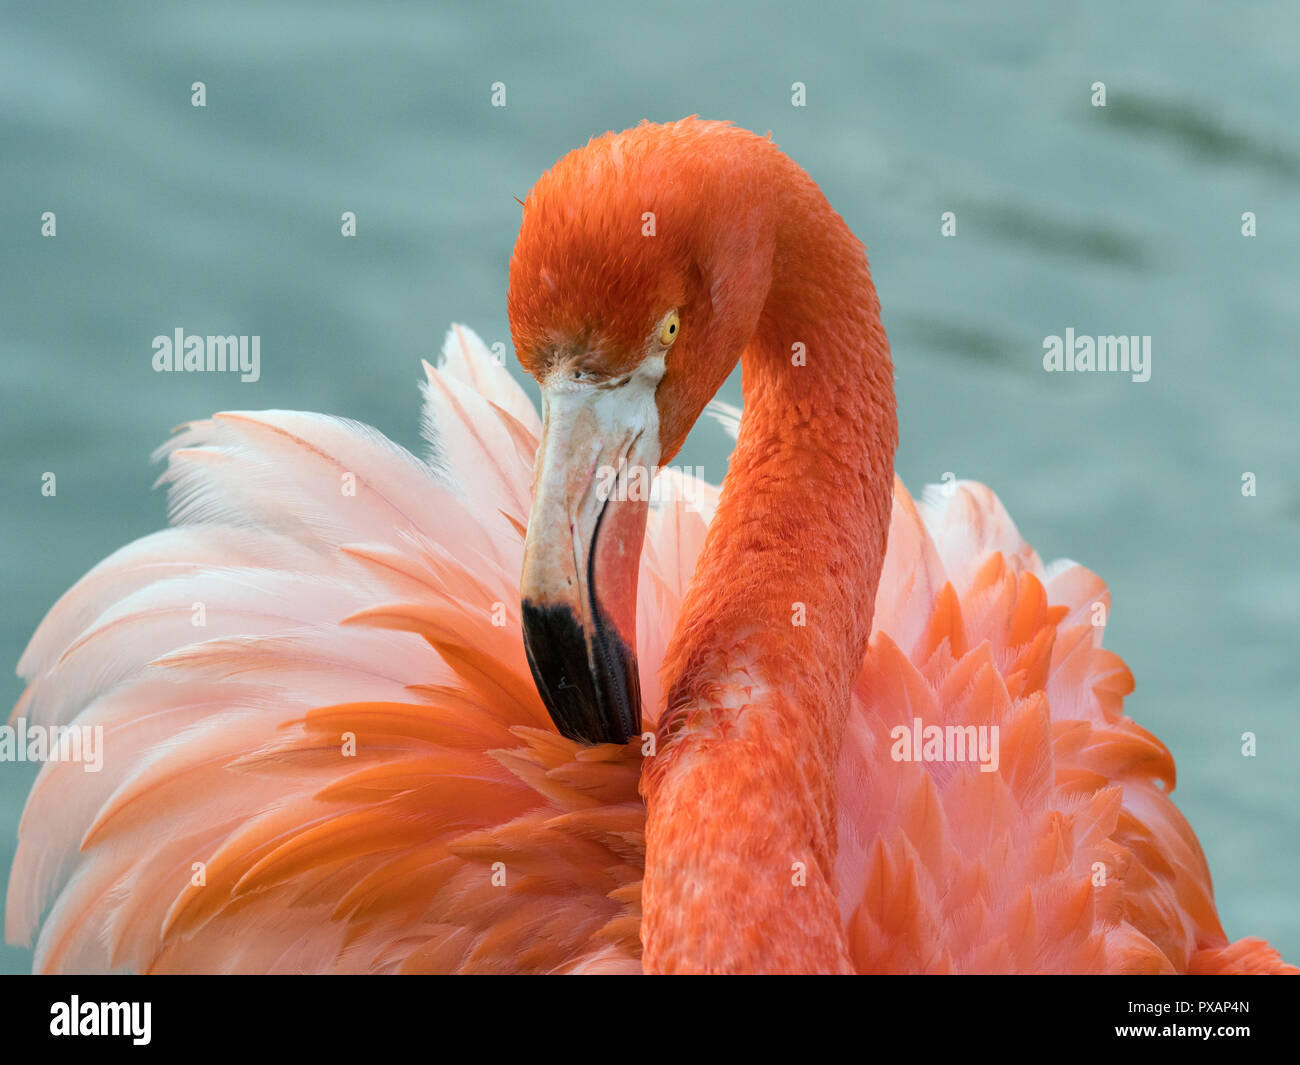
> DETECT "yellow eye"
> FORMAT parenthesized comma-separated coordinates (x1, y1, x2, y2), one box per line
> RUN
(658, 311, 680, 347)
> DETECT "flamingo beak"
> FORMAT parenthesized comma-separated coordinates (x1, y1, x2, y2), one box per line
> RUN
(520, 362, 663, 745)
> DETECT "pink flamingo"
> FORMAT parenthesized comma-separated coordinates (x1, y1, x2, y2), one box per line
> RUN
(7, 118, 1292, 974)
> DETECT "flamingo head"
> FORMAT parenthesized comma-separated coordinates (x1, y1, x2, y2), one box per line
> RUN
(506, 119, 778, 744)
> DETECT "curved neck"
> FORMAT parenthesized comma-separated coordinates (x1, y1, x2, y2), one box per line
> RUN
(641, 179, 898, 972)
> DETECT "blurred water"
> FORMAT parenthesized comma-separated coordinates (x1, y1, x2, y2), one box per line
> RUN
(1, 1, 1296, 973)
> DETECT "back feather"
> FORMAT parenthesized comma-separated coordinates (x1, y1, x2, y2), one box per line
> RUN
(7, 326, 1290, 974)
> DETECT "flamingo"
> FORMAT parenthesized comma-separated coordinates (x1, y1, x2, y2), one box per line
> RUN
(7, 117, 1292, 975)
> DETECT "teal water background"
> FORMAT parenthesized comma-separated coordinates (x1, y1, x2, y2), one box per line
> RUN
(1, 2, 1296, 972)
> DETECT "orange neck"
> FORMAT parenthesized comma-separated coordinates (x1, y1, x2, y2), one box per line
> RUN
(641, 176, 898, 972)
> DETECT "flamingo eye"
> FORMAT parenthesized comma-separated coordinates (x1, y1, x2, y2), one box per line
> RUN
(658, 311, 680, 347)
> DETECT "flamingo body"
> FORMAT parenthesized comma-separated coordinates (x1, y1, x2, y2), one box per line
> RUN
(7, 120, 1293, 974)
(5, 327, 1287, 973)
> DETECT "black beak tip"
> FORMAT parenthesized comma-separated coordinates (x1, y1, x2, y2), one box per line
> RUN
(521, 599, 642, 745)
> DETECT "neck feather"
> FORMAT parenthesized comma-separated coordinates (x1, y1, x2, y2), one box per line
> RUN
(640, 172, 898, 972)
